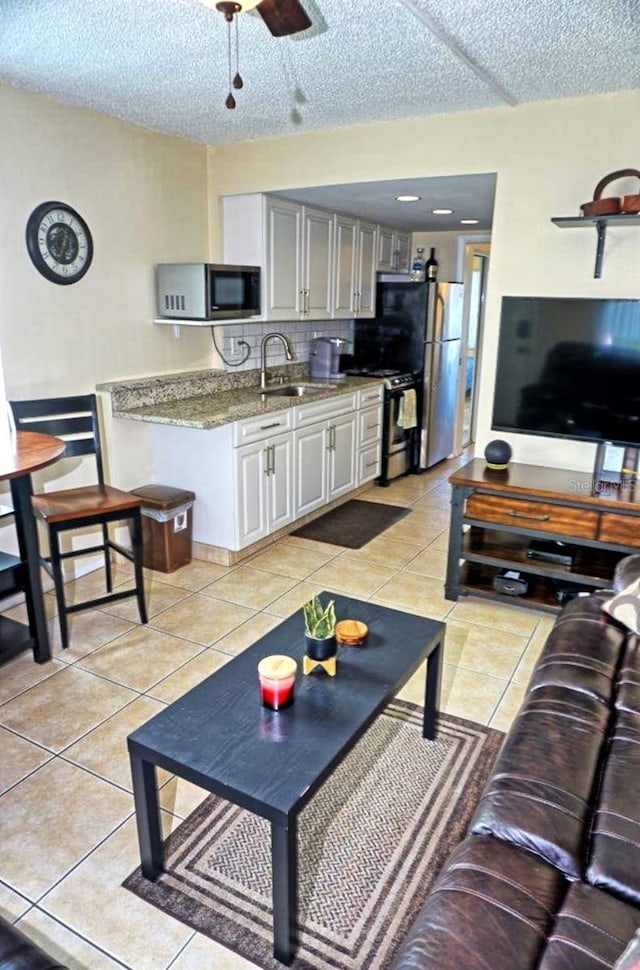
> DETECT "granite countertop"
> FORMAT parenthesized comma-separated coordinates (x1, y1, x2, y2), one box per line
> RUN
(97, 367, 383, 430)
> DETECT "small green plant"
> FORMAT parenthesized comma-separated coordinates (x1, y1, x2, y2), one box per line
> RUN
(303, 595, 336, 639)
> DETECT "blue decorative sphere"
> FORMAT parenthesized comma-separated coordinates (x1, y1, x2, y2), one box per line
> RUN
(484, 439, 512, 470)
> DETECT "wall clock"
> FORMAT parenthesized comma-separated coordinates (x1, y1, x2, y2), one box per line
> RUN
(25, 201, 93, 285)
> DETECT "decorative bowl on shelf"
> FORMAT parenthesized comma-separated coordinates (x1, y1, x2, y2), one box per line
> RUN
(580, 167, 640, 217)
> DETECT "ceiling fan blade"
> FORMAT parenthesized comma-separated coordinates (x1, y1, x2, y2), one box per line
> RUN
(256, 0, 311, 36)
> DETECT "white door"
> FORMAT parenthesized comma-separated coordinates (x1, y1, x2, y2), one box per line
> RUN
(265, 198, 303, 320)
(328, 413, 356, 499)
(356, 222, 377, 318)
(294, 423, 328, 517)
(333, 215, 357, 318)
(303, 207, 333, 319)
(236, 441, 269, 546)
(269, 434, 295, 532)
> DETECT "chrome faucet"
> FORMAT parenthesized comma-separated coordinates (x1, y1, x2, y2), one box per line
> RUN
(260, 332, 295, 389)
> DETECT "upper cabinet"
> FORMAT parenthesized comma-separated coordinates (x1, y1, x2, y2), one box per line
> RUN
(222, 193, 410, 322)
(264, 198, 332, 320)
(377, 227, 412, 273)
(333, 215, 377, 319)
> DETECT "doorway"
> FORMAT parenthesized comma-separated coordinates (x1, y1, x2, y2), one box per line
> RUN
(456, 240, 490, 451)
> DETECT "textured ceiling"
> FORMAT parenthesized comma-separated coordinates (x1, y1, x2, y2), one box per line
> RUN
(1, 0, 636, 232)
(1, 0, 637, 148)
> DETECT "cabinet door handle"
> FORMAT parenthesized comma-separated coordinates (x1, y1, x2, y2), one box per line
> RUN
(264, 445, 271, 475)
(365, 460, 378, 468)
(507, 510, 551, 522)
(260, 422, 282, 430)
(306, 289, 310, 313)
(327, 425, 335, 450)
(270, 444, 275, 475)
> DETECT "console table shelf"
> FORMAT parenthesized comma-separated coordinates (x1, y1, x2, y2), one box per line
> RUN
(447, 460, 640, 614)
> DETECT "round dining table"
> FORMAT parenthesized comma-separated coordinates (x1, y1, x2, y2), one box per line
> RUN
(1, 430, 66, 663)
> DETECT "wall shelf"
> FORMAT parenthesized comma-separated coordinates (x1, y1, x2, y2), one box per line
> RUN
(551, 213, 640, 279)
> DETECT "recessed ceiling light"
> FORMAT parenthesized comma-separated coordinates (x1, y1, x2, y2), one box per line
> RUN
(432, 208, 453, 215)
(460, 218, 479, 225)
(396, 195, 421, 203)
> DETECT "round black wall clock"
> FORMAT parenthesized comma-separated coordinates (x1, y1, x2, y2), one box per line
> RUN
(26, 201, 93, 285)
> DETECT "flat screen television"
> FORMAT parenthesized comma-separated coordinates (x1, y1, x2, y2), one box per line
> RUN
(492, 296, 640, 447)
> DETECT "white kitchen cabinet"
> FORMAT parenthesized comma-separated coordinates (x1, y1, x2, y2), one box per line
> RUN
(377, 226, 412, 273)
(377, 226, 395, 271)
(355, 221, 377, 318)
(148, 384, 382, 554)
(294, 392, 358, 517)
(328, 412, 357, 497)
(295, 421, 329, 516)
(303, 206, 333, 319)
(394, 231, 412, 273)
(356, 384, 383, 484)
(224, 195, 332, 322)
(333, 214, 358, 317)
(236, 431, 294, 546)
(264, 197, 303, 320)
(333, 215, 376, 320)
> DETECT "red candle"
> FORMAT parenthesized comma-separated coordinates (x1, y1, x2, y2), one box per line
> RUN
(258, 655, 297, 711)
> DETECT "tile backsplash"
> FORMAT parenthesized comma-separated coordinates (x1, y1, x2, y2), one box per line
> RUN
(216, 319, 354, 372)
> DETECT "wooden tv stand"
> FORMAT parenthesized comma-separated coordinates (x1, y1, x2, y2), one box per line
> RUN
(446, 459, 640, 614)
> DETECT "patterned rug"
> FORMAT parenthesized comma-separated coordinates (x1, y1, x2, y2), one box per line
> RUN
(124, 701, 503, 969)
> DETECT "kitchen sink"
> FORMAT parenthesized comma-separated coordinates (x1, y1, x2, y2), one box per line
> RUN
(259, 384, 337, 397)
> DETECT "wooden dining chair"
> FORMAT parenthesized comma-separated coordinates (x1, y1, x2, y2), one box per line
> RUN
(10, 394, 147, 649)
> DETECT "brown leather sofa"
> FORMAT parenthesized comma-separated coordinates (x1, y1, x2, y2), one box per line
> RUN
(392, 555, 640, 970)
(0, 913, 66, 969)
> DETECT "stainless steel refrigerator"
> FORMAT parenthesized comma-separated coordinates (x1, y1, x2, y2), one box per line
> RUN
(367, 276, 464, 469)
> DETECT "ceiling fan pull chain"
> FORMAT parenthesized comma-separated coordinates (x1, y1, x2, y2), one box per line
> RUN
(225, 15, 236, 108)
(233, 15, 244, 90)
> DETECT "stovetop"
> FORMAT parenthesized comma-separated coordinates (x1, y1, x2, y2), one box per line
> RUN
(344, 367, 416, 390)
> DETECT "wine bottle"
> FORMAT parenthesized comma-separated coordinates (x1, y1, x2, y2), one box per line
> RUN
(426, 247, 438, 281)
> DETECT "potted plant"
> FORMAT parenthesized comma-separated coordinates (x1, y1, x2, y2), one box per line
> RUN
(303, 594, 337, 661)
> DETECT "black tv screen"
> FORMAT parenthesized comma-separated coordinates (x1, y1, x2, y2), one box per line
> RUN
(492, 297, 640, 447)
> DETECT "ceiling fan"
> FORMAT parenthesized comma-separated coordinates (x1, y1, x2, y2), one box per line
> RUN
(203, 0, 312, 107)
(214, 0, 311, 37)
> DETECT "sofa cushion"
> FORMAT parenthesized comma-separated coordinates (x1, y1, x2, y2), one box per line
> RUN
(390, 835, 566, 970)
(537, 881, 640, 970)
(587, 708, 640, 906)
(470, 684, 611, 878)
(530, 595, 628, 705)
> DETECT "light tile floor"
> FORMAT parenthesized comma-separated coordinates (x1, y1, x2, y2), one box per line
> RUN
(0, 453, 556, 969)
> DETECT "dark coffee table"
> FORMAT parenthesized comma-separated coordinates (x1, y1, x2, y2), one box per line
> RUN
(127, 592, 445, 965)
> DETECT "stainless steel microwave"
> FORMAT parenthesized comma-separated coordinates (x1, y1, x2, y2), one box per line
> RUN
(156, 263, 261, 321)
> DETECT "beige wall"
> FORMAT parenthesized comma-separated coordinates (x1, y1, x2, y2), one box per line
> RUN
(0, 83, 213, 406)
(0, 84, 213, 552)
(208, 89, 640, 471)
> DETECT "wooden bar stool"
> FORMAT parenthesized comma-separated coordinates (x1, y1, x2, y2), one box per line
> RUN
(10, 394, 148, 649)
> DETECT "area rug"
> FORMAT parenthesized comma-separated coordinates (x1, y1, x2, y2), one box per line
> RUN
(290, 499, 411, 548)
(124, 701, 503, 970)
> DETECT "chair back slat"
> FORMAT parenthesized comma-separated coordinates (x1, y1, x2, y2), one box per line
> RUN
(10, 394, 105, 484)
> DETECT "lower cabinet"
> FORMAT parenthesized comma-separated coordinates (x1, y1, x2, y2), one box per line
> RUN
(150, 384, 382, 553)
(294, 412, 356, 518)
(236, 432, 294, 546)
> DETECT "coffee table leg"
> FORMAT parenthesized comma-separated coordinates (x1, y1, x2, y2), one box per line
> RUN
(271, 815, 298, 965)
(129, 751, 164, 879)
(423, 635, 443, 740)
